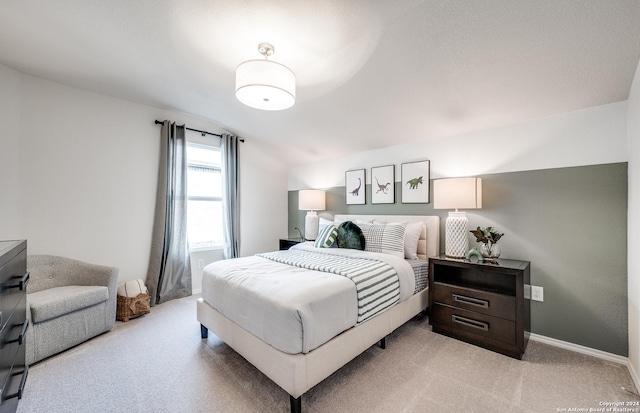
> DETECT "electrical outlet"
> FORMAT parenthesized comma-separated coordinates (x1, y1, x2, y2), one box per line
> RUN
(198, 259, 204, 269)
(524, 284, 531, 300)
(531, 286, 544, 302)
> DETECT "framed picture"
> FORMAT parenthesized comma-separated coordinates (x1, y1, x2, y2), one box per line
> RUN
(401, 160, 430, 203)
(371, 165, 395, 204)
(345, 169, 366, 205)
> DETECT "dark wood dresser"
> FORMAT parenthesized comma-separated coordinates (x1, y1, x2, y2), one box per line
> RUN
(428, 256, 530, 359)
(0, 240, 28, 412)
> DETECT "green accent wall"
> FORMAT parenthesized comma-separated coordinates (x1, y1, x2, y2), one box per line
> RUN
(288, 162, 628, 356)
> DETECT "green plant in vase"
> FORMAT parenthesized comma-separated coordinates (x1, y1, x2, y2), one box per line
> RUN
(470, 226, 504, 261)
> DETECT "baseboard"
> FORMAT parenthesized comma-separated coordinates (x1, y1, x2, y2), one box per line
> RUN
(192, 288, 202, 295)
(628, 358, 640, 392)
(529, 333, 628, 365)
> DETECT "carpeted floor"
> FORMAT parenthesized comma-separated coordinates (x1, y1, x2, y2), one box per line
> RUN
(17, 294, 638, 413)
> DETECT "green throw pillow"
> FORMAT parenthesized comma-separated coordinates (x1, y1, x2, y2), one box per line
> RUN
(336, 221, 365, 250)
(314, 225, 338, 248)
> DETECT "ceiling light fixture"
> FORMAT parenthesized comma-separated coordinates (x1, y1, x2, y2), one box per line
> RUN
(235, 42, 296, 111)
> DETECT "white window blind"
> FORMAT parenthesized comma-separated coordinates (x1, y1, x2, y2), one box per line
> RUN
(187, 143, 223, 250)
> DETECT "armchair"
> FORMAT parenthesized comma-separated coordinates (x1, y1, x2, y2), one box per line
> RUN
(25, 255, 118, 365)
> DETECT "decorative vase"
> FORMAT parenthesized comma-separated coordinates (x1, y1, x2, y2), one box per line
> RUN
(479, 242, 501, 261)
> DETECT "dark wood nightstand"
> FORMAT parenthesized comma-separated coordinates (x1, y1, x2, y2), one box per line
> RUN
(428, 256, 530, 359)
(279, 238, 303, 250)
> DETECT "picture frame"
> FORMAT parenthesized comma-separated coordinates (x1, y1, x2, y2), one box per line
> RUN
(345, 169, 366, 205)
(371, 165, 395, 204)
(401, 160, 430, 203)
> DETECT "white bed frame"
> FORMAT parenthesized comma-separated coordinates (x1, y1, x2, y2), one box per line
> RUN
(197, 215, 440, 412)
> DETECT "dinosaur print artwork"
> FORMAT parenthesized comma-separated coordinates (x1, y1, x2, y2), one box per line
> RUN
(351, 178, 362, 196)
(406, 176, 423, 189)
(371, 165, 395, 204)
(345, 169, 366, 205)
(401, 161, 430, 203)
(375, 177, 390, 194)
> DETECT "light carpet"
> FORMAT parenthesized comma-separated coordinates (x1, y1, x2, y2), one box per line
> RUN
(17, 294, 638, 412)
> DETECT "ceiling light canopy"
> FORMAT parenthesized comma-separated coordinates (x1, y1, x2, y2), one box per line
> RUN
(235, 42, 296, 111)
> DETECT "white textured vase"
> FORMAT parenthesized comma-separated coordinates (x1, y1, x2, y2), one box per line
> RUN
(304, 211, 319, 240)
(445, 211, 469, 258)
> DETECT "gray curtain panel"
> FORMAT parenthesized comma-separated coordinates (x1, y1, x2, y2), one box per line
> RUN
(146, 121, 192, 306)
(221, 133, 240, 259)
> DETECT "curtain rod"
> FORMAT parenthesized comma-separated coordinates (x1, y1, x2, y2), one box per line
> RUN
(154, 120, 244, 142)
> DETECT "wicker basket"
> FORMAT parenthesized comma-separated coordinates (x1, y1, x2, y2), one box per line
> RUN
(116, 292, 150, 322)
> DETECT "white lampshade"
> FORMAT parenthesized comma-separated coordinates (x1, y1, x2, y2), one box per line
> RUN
(298, 190, 325, 241)
(433, 177, 482, 210)
(235, 59, 295, 111)
(298, 190, 326, 211)
(433, 177, 483, 258)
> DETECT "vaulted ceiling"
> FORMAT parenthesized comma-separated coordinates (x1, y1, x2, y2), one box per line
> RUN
(1, 1, 639, 164)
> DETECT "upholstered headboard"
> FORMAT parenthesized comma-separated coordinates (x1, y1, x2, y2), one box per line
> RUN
(333, 214, 440, 259)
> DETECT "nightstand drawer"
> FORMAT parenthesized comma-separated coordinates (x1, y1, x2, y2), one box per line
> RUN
(431, 304, 516, 346)
(432, 283, 516, 321)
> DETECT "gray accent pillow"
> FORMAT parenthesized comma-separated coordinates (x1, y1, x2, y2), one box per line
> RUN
(336, 221, 365, 250)
(357, 222, 407, 258)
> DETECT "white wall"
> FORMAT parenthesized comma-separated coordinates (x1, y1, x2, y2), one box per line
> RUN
(0, 64, 24, 238)
(0, 64, 288, 288)
(239, 140, 290, 255)
(289, 101, 628, 190)
(627, 60, 640, 388)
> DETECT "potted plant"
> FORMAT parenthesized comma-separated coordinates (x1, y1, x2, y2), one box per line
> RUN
(470, 226, 504, 261)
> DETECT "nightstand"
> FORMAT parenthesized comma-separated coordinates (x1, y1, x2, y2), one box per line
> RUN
(428, 256, 530, 359)
(279, 238, 303, 250)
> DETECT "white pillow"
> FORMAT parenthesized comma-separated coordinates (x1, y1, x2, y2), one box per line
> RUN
(355, 219, 373, 224)
(373, 220, 423, 260)
(403, 222, 423, 260)
(319, 217, 334, 226)
(357, 222, 406, 258)
(117, 279, 148, 297)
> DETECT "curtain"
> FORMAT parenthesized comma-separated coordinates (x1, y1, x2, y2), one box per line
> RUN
(146, 121, 192, 306)
(221, 133, 240, 259)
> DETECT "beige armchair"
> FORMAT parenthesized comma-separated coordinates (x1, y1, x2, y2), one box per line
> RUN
(25, 255, 118, 365)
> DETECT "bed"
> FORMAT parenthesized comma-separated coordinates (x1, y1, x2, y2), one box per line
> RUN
(197, 214, 440, 412)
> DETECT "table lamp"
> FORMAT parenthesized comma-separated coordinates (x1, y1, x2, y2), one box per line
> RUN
(298, 189, 326, 240)
(433, 177, 482, 258)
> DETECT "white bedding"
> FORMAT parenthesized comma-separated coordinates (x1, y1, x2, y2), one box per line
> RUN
(201, 242, 416, 354)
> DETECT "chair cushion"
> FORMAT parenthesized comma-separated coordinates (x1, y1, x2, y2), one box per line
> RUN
(29, 285, 109, 323)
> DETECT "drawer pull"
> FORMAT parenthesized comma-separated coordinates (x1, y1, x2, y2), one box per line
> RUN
(5, 366, 29, 400)
(5, 319, 30, 345)
(5, 272, 30, 291)
(452, 314, 489, 331)
(20, 272, 30, 291)
(19, 319, 29, 345)
(452, 293, 489, 309)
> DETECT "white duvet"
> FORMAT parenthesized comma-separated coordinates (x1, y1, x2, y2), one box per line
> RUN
(201, 243, 415, 354)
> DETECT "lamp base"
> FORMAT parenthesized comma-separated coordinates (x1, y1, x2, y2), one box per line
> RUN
(304, 211, 319, 241)
(445, 211, 469, 259)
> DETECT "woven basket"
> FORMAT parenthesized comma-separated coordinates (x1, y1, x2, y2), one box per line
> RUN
(116, 292, 150, 322)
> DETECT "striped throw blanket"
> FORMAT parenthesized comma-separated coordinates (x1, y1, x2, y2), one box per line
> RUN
(258, 249, 400, 323)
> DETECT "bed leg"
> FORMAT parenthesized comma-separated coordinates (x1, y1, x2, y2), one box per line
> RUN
(290, 395, 301, 413)
(379, 337, 386, 349)
(200, 324, 208, 339)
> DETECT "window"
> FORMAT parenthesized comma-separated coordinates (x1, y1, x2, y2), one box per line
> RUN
(187, 143, 223, 250)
